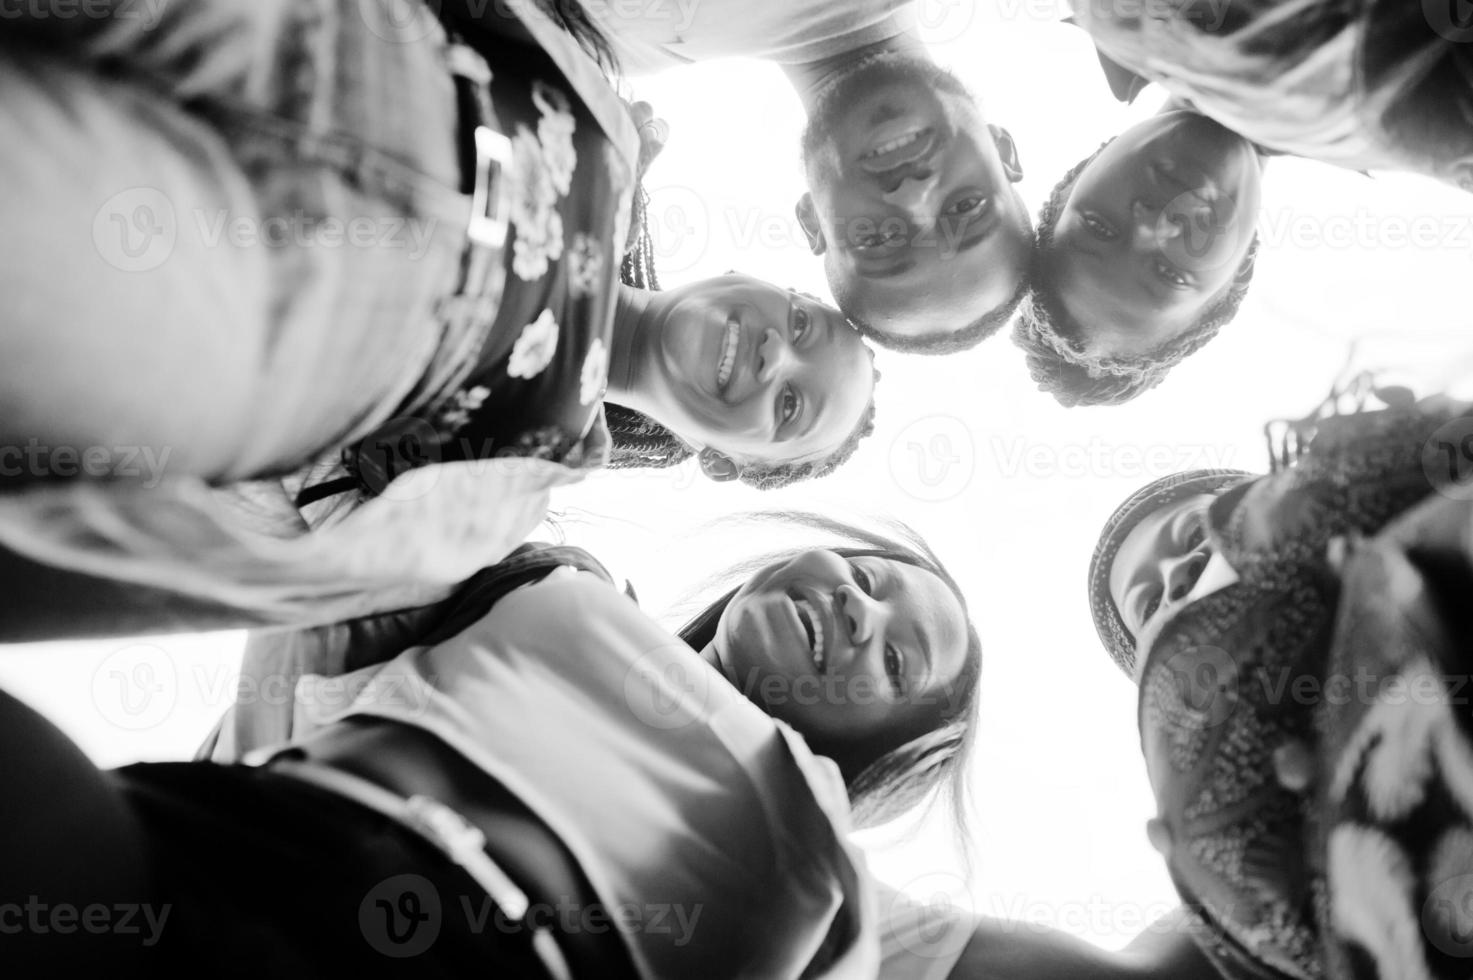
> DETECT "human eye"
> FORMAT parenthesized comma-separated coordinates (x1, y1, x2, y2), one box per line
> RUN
(792, 304, 811, 341)
(885, 645, 906, 694)
(777, 383, 801, 427)
(945, 194, 987, 217)
(1141, 587, 1163, 625)
(1081, 212, 1118, 241)
(1184, 514, 1207, 551)
(850, 560, 874, 596)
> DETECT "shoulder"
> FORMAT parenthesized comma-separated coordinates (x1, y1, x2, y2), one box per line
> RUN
(874, 881, 975, 980)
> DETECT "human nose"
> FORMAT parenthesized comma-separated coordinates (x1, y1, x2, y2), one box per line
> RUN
(756, 326, 794, 385)
(835, 583, 878, 646)
(1158, 549, 1207, 608)
(1130, 200, 1181, 252)
(881, 170, 940, 226)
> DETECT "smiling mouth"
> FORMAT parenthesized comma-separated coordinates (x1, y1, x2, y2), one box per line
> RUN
(790, 592, 827, 674)
(859, 128, 936, 174)
(716, 315, 740, 392)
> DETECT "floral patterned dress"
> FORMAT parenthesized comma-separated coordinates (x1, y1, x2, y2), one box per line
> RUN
(0, 4, 640, 636)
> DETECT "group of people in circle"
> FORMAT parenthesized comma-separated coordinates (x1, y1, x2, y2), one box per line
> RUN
(2, 0, 1472, 978)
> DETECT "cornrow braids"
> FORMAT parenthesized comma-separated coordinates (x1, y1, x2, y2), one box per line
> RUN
(1015, 138, 1260, 407)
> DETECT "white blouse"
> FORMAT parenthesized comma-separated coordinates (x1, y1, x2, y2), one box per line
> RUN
(296, 570, 878, 979)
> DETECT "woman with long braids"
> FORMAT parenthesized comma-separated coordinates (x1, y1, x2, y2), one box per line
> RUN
(0, 0, 879, 639)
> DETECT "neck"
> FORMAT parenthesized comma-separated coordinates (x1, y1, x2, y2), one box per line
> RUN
(608, 284, 658, 414)
(782, 29, 930, 110)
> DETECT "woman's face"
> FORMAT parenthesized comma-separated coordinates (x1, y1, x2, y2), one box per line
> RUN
(1108, 493, 1217, 646)
(639, 274, 875, 470)
(1047, 111, 1262, 357)
(712, 548, 972, 747)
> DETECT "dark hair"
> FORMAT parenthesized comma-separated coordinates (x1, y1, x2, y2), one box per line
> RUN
(530, 0, 619, 76)
(1015, 140, 1259, 407)
(672, 513, 983, 835)
(837, 190, 1032, 356)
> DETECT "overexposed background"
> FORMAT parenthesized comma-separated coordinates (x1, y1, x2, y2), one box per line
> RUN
(6, 0, 1473, 956)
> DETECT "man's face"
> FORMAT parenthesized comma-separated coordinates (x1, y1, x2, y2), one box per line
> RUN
(798, 54, 1032, 342)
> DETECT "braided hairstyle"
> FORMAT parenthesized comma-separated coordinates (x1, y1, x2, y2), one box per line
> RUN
(1013, 140, 1259, 407)
(607, 189, 880, 490)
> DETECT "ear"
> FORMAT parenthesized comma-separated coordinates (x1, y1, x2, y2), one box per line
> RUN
(795, 193, 827, 256)
(989, 125, 1023, 183)
(698, 448, 744, 483)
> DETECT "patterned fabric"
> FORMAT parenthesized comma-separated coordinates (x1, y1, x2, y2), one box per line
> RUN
(0, 1, 636, 637)
(336, 41, 626, 497)
(1314, 494, 1473, 980)
(1134, 401, 1473, 980)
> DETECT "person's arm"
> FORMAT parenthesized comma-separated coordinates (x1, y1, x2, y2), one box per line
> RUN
(945, 908, 1218, 980)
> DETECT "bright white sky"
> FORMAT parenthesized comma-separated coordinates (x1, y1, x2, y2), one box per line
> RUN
(6, 0, 1473, 959)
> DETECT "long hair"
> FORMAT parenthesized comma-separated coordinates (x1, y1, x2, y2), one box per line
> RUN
(671, 513, 983, 839)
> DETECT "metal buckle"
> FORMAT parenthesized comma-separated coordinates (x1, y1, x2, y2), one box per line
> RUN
(469, 125, 513, 249)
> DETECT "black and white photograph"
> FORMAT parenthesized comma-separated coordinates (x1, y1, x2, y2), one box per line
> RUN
(3, 0, 1473, 977)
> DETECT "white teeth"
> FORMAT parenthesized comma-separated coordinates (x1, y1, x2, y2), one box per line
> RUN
(794, 597, 826, 672)
(864, 130, 924, 158)
(716, 319, 739, 390)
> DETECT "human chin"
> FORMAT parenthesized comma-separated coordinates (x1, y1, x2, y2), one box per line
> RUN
(656, 296, 736, 406)
(807, 60, 954, 169)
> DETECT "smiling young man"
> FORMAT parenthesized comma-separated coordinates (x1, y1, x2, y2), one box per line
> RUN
(575, 0, 1035, 354)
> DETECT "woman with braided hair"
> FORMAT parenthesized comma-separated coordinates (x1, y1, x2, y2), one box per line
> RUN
(1013, 110, 1263, 407)
(0, 0, 878, 639)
